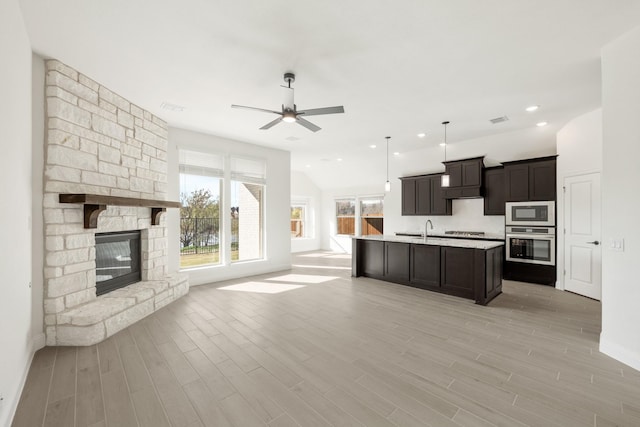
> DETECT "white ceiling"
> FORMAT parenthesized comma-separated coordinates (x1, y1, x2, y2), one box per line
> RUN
(19, 0, 640, 189)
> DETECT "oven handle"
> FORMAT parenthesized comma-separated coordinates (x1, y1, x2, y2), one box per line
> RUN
(506, 233, 555, 240)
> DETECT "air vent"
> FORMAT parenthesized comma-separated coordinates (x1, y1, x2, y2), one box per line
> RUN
(489, 116, 509, 124)
(285, 136, 301, 142)
(160, 102, 185, 112)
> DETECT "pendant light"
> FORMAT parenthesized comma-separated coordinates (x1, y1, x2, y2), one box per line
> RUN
(441, 121, 450, 187)
(384, 136, 391, 192)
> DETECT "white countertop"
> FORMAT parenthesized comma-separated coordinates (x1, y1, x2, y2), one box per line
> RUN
(354, 234, 504, 250)
(395, 231, 505, 240)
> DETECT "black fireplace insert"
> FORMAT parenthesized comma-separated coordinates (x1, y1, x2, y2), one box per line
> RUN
(95, 230, 141, 296)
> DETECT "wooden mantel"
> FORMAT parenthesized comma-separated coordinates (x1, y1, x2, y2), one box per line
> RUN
(59, 193, 181, 229)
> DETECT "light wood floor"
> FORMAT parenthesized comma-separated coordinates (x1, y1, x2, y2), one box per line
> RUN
(12, 251, 640, 427)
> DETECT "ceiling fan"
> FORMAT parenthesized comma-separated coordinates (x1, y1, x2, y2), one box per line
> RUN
(231, 73, 344, 132)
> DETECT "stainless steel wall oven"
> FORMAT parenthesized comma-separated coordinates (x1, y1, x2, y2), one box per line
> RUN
(506, 225, 555, 266)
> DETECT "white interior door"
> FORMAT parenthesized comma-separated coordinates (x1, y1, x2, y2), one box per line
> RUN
(564, 173, 602, 300)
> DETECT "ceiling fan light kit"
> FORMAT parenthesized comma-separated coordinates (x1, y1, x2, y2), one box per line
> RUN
(231, 73, 345, 132)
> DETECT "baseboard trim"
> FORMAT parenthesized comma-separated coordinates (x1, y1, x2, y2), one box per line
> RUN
(600, 333, 640, 373)
(6, 336, 41, 426)
(32, 332, 46, 351)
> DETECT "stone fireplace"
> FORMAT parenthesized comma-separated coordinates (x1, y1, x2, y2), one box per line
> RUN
(42, 60, 188, 346)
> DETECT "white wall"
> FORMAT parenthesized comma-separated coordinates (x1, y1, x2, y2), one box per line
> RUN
(31, 55, 45, 347)
(291, 171, 322, 253)
(600, 25, 640, 371)
(555, 108, 603, 290)
(0, 1, 36, 425)
(168, 128, 291, 285)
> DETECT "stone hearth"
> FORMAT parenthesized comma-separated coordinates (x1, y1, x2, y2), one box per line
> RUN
(42, 60, 188, 346)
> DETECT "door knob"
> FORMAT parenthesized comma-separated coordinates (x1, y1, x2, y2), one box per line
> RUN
(586, 240, 600, 245)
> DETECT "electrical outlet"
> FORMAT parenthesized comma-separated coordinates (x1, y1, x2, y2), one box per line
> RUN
(609, 238, 625, 252)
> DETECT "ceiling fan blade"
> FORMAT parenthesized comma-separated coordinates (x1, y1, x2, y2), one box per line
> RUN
(297, 106, 345, 116)
(231, 104, 281, 115)
(259, 117, 283, 130)
(296, 117, 321, 132)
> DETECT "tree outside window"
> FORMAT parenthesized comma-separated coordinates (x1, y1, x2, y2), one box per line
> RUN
(179, 176, 222, 268)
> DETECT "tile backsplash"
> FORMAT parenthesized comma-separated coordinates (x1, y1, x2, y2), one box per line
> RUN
(398, 198, 505, 237)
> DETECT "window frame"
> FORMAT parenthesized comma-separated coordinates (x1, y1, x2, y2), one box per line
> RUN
(290, 200, 310, 239)
(335, 198, 356, 236)
(359, 196, 384, 236)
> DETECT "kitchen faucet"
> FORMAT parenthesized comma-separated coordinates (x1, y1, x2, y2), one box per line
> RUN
(425, 220, 433, 241)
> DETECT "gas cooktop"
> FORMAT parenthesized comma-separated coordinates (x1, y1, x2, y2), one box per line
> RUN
(444, 231, 486, 237)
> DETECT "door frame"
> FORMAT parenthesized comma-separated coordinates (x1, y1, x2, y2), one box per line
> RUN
(556, 169, 601, 292)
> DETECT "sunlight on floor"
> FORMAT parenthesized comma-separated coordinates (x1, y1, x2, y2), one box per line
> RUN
(292, 264, 352, 270)
(218, 281, 305, 294)
(297, 252, 345, 258)
(325, 254, 351, 259)
(266, 274, 338, 284)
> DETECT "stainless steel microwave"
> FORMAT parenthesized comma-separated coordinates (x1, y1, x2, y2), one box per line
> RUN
(505, 201, 555, 226)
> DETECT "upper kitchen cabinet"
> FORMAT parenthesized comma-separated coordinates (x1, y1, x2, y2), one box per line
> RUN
(503, 156, 557, 202)
(400, 174, 452, 216)
(401, 177, 417, 215)
(483, 166, 506, 215)
(442, 157, 484, 199)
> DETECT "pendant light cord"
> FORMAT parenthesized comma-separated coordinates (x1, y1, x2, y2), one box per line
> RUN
(386, 136, 390, 183)
(442, 121, 449, 162)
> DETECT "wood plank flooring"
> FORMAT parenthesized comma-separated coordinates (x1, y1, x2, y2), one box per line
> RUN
(12, 251, 640, 427)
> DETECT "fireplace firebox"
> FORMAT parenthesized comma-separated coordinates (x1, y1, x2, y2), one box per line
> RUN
(95, 230, 141, 296)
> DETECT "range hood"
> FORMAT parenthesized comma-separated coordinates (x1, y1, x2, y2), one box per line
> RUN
(441, 156, 484, 199)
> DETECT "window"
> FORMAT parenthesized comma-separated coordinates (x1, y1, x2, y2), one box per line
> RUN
(231, 157, 266, 262)
(335, 199, 356, 235)
(291, 203, 307, 238)
(179, 150, 223, 268)
(360, 197, 384, 236)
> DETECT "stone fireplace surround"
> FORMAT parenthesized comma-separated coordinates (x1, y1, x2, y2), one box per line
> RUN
(43, 60, 187, 346)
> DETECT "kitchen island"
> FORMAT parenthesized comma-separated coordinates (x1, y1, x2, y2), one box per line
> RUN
(352, 235, 504, 305)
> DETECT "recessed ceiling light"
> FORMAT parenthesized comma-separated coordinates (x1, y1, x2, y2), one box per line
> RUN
(336, 158, 343, 162)
(526, 105, 540, 112)
(536, 121, 548, 127)
(370, 144, 377, 149)
(417, 133, 426, 138)
(393, 152, 400, 156)
(305, 164, 311, 168)
(439, 142, 446, 147)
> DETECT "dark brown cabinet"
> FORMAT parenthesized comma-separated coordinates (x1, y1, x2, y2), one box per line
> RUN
(504, 157, 556, 202)
(352, 238, 503, 305)
(410, 244, 440, 289)
(400, 174, 452, 216)
(385, 242, 410, 281)
(529, 160, 556, 201)
(401, 178, 416, 215)
(483, 167, 506, 215)
(361, 240, 384, 277)
(441, 246, 475, 299)
(442, 157, 484, 199)
(415, 177, 431, 215)
(430, 175, 451, 215)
